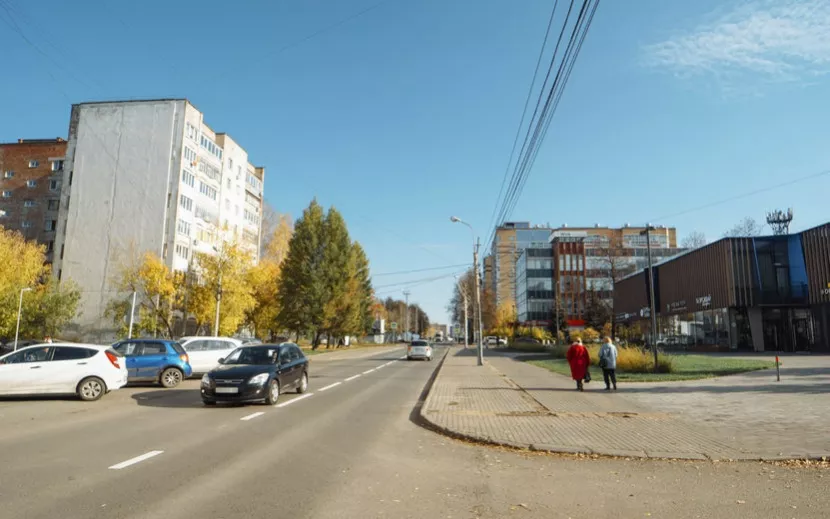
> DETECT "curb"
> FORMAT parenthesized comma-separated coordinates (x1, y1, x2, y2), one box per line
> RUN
(416, 350, 830, 463)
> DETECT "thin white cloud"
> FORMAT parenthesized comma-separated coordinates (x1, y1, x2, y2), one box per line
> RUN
(644, 0, 830, 84)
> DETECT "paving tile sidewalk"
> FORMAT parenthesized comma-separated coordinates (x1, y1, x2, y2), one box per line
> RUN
(422, 347, 776, 460)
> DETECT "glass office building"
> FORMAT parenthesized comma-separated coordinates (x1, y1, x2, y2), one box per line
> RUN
(515, 247, 555, 324)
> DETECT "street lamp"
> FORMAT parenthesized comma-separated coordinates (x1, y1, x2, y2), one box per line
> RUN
(14, 287, 32, 351)
(450, 216, 483, 366)
(640, 224, 659, 372)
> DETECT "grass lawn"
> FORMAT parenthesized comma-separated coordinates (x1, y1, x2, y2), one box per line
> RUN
(527, 355, 774, 382)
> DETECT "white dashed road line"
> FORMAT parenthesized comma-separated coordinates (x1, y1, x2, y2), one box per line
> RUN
(108, 451, 164, 470)
(318, 382, 342, 392)
(362, 368, 375, 375)
(276, 393, 314, 408)
(240, 412, 265, 421)
(344, 374, 361, 382)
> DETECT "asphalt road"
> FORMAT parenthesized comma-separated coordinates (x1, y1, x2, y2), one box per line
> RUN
(0, 345, 827, 518)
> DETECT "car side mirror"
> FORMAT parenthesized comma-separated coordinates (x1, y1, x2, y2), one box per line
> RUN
(217, 357, 225, 364)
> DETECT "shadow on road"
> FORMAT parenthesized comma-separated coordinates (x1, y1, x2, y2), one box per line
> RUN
(131, 389, 206, 409)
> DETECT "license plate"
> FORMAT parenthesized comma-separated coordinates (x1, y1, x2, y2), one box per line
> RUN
(215, 387, 238, 394)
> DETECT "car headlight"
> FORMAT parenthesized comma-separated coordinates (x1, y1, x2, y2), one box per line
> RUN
(248, 373, 270, 385)
(201, 374, 211, 387)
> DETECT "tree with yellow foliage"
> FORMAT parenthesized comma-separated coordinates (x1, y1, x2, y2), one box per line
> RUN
(0, 227, 81, 340)
(105, 250, 182, 338)
(246, 210, 294, 340)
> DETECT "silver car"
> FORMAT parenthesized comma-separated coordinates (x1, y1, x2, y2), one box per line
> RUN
(406, 340, 433, 361)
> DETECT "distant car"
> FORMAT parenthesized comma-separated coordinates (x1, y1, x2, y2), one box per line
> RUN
(485, 336, 507, 346)
(407, 340, 433, 361)
(111, 339, 193, 388)
(0, 343, 127, 401)
(240, 338, 263, 346)
(179, 336, 244, 373)
(200, 343, 309, 406)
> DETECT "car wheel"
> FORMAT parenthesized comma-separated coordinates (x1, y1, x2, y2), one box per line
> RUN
(160, 368, 183, 388)
(202, 400, 216, 406)
(77, 377, 106, 402)
(265, 379, 280, 406)
(296, 372, 308, 394)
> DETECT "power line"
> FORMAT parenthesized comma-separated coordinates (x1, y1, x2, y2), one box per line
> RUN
(373, 269, 467, 295)
(373, 263, 469, 277)
(649, 168, 830, 223)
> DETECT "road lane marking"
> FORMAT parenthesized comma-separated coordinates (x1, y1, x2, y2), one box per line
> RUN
(344, 374, 361, 382)
(275, 393, 314, 408)
(108, 451, 164, 470)
(240, 412, 265, 421)
(375, 364, 384, 369)
(319, 382, 341, 391)
(362, 368, 375, 374)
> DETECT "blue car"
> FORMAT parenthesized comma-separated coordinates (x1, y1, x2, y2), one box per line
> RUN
(111, 339, 193, 388)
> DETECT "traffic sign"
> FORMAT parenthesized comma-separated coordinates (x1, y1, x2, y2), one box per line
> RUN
(390, 322, 398, 330)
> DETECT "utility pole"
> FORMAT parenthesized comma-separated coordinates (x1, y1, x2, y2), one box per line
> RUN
(214, 269, 223, 337)
(474, 238, 484, 365)
(403, 290, 410, 342)
(455, 274, 469, 349)
(642, 224, 659, 372)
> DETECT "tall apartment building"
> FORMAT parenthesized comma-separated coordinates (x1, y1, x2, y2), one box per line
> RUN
(52, 99, 265, 340)
(489, 222, 555, 307)
(0, 138, 67, 263)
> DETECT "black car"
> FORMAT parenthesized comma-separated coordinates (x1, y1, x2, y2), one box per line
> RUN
(200, 343, 308, 406)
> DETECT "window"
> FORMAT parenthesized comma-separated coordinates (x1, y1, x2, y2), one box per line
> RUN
(198, 161, 221, 181)
(182, 170, 195, 187)
(24, 200, 35, 208)
(48, 199, 59, 211)
(28, 160, 39, 168)
(179, 194, 193, 211)
(184, 146, 197, 163)
(175, 243, 190, 259)
(177, 219, 191, 236)
(21, 220, 31, 229)
(235, 204, 239, 216)
(114, 341, 140, 356)
(51, 160, 64, 171)
(47, 241, 54, 252)
(45, 220, 57, 231)
(183, 340, 209, 352)
(140, 343, 166, 355)
(3, 170, 13, 178)
(199, 182, 217, 200)
(53, 347, 95, 361)
(228, 158, 234, 170)
(225, 199, 231, 211)
(27, 180, 37, 188)
(186, 122, 199, 140)
(227, 179, 232, 189)
(49, 180, 60, 191)
(245, 172, 261, 191)
(2, 347, 50, 364)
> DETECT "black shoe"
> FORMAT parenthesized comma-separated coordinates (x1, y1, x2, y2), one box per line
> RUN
(605, 387, 611, 391)
(613, 386, 617, 391)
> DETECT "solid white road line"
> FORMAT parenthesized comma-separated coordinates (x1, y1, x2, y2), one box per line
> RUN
(275, 393, 314, 408)
(362, 368, 375, 374)
(108, 451, 164, 470)
(319, 381, 342, 392)
(344, 374, 361, 382)
(240, 412, 265, 421)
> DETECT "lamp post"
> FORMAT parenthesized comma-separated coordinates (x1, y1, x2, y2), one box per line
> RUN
(14, 287, 32, 351)
(212, 245, 226, 337)
(641, 224, 659, 372)
(451, 216, 483, 366)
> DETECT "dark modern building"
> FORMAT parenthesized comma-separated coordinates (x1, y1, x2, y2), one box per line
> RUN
(613, 223, 830, 352)
(515, 245, 554, 325)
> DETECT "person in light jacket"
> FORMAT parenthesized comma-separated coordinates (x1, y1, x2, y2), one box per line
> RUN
(598, 337, 618, 391)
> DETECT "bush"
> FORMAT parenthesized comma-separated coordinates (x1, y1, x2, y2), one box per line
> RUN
(586, 344, 673, 374)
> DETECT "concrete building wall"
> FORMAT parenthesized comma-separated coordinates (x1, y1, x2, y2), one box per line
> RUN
(53, 100, 186, 339)
(0, 139, 67, 263)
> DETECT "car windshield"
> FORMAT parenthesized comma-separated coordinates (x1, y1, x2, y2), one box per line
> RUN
(411, 341, 428, 346)
(223, 347, 278, 365)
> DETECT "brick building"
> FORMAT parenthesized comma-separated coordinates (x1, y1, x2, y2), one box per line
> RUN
(0, 138, 67, 263)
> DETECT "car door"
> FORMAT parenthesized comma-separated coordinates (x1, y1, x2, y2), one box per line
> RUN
(277, 346, 296, 388)
(0, 347, 53, 394)
(112, 341, 141, 379)
(49, 346, 98, 393)
(182, 339, 211, 373)
(291, 345, 307, 381)
(134, 342, 167, 380)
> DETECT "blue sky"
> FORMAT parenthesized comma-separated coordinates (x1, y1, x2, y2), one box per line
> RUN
(2, 0, 829, 325)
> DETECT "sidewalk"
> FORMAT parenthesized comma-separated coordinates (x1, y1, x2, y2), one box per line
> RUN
(421, 347, 830, 461)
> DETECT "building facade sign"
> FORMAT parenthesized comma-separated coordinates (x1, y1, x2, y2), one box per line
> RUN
(666, 300, 687, 313)
(695, 295, 712, 308)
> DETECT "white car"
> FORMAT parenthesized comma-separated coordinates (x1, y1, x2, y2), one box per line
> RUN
(0, 343, 128, 401)
(406, 340, 433, 361)
(179, 336, 243, 373)
(485, 336, 508, 346)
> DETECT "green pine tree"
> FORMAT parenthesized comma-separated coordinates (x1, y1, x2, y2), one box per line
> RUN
(277, 200, 326, 343)
(320, 208, 352, 346)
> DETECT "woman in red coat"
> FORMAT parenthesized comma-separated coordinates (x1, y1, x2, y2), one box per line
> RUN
(566, 338, 591, 391)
